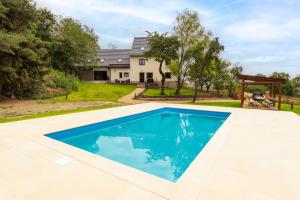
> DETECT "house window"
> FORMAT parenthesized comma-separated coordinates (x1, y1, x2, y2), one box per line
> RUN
(146, 72, 154, 83)
(165, 72, 171, 79)
(147, 72, 153, 79)
(139, 59, 145, 65)
(119, 72, 122, 78)
(124, 72, 129, 78)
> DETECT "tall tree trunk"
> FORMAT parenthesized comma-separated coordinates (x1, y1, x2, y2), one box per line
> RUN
(193, 81, 198, 103)
(175, 75, 181, 95)
(206, 83, 210, 92)
(158, 61, 165, 95)
(64, 66, 68, 76)
(228, 88, 232, 97)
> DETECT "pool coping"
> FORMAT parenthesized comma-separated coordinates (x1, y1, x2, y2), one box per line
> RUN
(45, 107, 231, 183)
(1, 102, 300, 200)
(35, 104, 234, 199)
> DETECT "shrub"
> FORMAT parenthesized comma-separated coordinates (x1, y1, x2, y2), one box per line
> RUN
(46, 70, 79, 93)
(35, 70, 79, 99)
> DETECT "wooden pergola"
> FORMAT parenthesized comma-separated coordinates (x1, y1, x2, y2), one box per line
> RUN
(238, 74, 285, 110)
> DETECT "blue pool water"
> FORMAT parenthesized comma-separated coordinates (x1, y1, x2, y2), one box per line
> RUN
(46, 108, 230, 182)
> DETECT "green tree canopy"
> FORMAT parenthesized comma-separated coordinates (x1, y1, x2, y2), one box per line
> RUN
(0, 0, 49, 98)
(173, 9, 205, 95)
(224, 65, 243, 98)
(187, 34, 224, 102)
(145, 31, 179, 95)
(51, 17, 100, 75)
(0, 0, 100, 98)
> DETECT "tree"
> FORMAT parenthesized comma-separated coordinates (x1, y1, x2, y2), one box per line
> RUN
(224, 65, 243, 98)
(0, 0, 100, 98)
(173, 9, 205, 95)
(212, 59, 230, 95)
(270, 72, 296, 96)
(270, 72, 290, 80)
(293, 75, 300, 88)
(144, 32, 179, 95)
(187, 35, 224, 102)
(0, 0, 49, 98)
(51, 17, 100, 75)
(187, 38, 208, 103)
(35, 8, 56, 42)
(202, 37, 224, 92)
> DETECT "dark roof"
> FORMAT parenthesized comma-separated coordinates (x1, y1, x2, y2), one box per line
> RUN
(130, 37, 149, 56)
(99, 49, 130, 67)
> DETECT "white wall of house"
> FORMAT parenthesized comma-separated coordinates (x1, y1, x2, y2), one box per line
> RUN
(110, 68, 130, 82)
(83, 57, 177, 87)
(129, 57, 176, 83)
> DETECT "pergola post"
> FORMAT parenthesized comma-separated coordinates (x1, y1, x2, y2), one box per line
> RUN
(240, 78, 245, 108)
(278, 83, 282, 110)
(272, 84, 275, 98)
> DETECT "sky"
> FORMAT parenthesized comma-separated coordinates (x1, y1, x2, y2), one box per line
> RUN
(35, 0, 300, 76)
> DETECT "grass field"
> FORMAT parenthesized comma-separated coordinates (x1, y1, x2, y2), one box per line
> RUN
(279, 103, 300, 115)
(143, 88, 194, 96)
(190, 101, 300, 115)
(191, 101, 241, 108)
(142, 88, 228, 97)
(53, 83, 136, 102)
(0, 104, 124, 123)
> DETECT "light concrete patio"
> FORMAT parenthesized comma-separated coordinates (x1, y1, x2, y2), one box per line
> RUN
(0, 103, 299, 200)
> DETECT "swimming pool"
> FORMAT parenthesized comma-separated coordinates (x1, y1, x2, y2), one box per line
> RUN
(46, 107, 230, 182)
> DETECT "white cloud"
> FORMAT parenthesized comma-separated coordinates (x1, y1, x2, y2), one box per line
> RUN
(224, 15, 300, 41)
(35, 0, 300, 75)
(36, 0, 215, 26)
(243, 56, 283, 63)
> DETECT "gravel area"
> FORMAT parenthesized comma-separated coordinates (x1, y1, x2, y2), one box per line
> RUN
(0, 100, 116, 118)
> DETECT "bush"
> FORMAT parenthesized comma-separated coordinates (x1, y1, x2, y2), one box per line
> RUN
(35, 70, 79, 99)
(46, 70, 79, 93)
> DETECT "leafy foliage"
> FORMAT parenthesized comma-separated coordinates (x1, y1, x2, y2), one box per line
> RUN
(173, 9, 205, 95)
(51, 18, 100, 74)
(0, 0, 99, 98)
(45, 69, 79, 93)
(145, 31, 179, 95)
(212, 59, 230, 95)
(270, 72, 298, 96)
(223, 65, 243, 98)
(0, 0, 49, 98)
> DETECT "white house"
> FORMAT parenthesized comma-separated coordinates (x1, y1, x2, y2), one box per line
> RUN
(79, 37, 176, 87)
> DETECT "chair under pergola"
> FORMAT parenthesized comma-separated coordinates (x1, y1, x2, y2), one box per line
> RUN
(238, 74, 285, 110)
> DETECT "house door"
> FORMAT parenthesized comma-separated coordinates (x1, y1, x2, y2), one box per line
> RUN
(139, 72, 145, 83)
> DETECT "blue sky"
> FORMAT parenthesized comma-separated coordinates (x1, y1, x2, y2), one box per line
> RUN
(36, 0, 300, 76)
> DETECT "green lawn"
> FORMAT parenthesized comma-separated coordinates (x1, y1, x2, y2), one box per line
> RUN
(189, 101, 300, 115)
(143, 88, 195, 96)
(0, 104, 124, 123)
(191, 101, 241, 108)
(279, 103, 300, 115)
(142, 88, 229, 97)
(53, 83, 136, 102)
